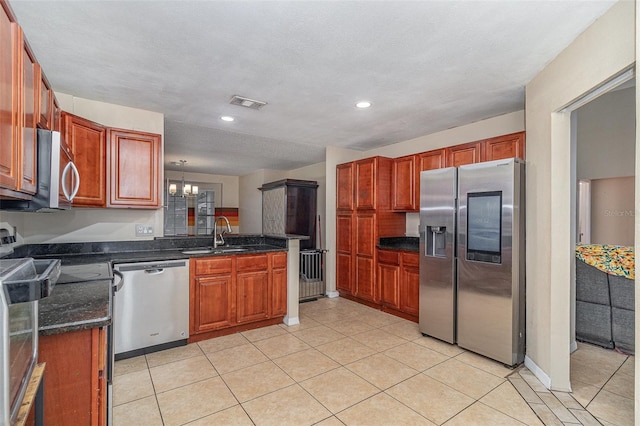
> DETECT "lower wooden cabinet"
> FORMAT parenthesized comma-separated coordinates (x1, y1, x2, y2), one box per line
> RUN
(190, 252, 288, 338)
(377, 249, 419, 321)
(399, 252, 420, 317)
(34, 327, 107, 426)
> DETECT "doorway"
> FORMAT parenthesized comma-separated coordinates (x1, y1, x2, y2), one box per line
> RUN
(569, 76, 635, 422)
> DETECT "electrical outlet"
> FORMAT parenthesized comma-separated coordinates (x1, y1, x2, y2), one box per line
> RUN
(135, 224, 154, 237)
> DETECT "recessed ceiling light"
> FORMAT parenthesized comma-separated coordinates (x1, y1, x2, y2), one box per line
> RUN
(220, 116, 235, 122)
(356, 101, 371, 109)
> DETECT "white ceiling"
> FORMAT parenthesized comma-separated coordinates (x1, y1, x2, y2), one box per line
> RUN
(10, 0, 616, 176)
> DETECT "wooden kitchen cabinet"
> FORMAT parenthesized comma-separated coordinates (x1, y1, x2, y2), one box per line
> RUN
(418, 149, 446, 172)
(17, 29, 38, 195)
(336, 162, 354, 211)
(399, 252, 420, 317)
(377, 249, 419, 321)
(190, 252, 288, 341)
(482, 131, 525, 161)
(0, 7, 20, 195)
(378, 249, 400, 309)
(336, 213, 354, 294)
(34, 327, 107, 426)
(271, 252, 288, 317)
(38, 70, 52, 129)
(392, 154, 417, 211)
(108, 128, 161, 208)
(63, 112, 107, 207)
(191, 256, 235, 333)
(236, 255, 269, 324)
(446, 141, 483, 167)
(335, 157, 405, 304)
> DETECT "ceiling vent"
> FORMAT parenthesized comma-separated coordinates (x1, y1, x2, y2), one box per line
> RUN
(230, 95, 267, 110)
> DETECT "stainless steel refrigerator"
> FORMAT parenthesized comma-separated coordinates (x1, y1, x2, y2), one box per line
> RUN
(419, 158, 525, 366)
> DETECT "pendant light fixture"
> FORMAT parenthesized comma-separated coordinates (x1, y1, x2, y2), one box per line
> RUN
(170, 160, 198, 197)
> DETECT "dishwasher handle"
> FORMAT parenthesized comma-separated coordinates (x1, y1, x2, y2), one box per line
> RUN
(144, 268, 165, 275)
(113, 270, 124, 292)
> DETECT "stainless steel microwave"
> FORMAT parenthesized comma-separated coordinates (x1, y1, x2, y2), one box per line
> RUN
(0, 129, 80, 211)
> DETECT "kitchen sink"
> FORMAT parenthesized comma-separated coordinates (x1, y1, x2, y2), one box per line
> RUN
(181, 247, 248, 255)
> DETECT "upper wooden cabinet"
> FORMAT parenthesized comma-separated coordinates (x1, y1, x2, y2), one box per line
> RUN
(392, 154, 416, 211)
(63, 113, 162, 209)
(446, 140, 483, 167)
(482, 131, 525, 162)
(418, 149, 446, 172)
(336, 162, 354, 211)
(37, 70, 56, 130)
(108, 128, 162, 208)
(17, 26, 37, 195)
(0, 11, 20, 195)
(63, 112, 107, 207)
(355, 156, 394, 210)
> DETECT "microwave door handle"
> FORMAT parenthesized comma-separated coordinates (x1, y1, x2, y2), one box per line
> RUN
(69, 162, 81, 201)
(61, 162, 81, 201)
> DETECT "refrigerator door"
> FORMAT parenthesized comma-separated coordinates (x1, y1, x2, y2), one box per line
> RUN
(419, 167, 457, 343)
(457, 158, 525, 366)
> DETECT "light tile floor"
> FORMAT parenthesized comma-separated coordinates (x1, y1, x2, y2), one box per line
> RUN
(113, 297, 634, 425)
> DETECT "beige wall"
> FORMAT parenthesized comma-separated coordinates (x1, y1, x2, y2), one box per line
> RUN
(590, 177, 635, 246)
(577, 87, 635, 180)
(1, 94, 166, 243)
(525, 0, 634, 391)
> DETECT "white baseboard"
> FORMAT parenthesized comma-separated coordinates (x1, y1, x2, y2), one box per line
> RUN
(524, 356, 552, 390)
(570, 340, 578, 353)
(283, 316, 300, 326)
(326, 291, 339, 298)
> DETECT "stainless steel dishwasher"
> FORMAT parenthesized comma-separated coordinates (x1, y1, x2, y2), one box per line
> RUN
(113, 260, 189, 359)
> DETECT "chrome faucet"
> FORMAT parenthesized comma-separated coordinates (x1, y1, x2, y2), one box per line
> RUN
(212, 216, 232, 248)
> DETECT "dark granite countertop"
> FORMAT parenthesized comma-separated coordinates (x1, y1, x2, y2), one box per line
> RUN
(378, 236, 419, 252)
(39, 279, 112, 336)
(12, 235, 297, 337)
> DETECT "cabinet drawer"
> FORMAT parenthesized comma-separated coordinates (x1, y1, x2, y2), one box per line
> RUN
(272, 252, 287, 269)
(402, 252, 419, 268)
(378, 250, 399, 265)
(194, 257, 233, 275)
(237, 254, 268, 272)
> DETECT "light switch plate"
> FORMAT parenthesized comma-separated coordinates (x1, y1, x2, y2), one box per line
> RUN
(135, 224, 154, 237)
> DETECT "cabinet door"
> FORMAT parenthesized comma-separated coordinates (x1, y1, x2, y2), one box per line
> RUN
(355, 255, 376, 302)
(237, 271, 269, 323)
(0, 15, 19, 192)
(36, 328, 106, 426)
(18, 31, 38, 194)
(336, 252, 353, 294)
(108, 128, 161, 208)
(418, 149, 445, 171)
(271, 253, 288, 317)
(64, 112, 107, 207)
(336, 162, 354, 210)
(52, 96, 62, 133)
(400, 253, 420, 316)
(482, 132, 525, 161)
(378, 251, 400, 309)
(355, 213, 375, 257)
(38, 71, 52, 129)
(446, 141, 482, 167)
(336, 213, 353, 294)
(355, 157, 376, 209)
(392, 155, 416, 211)
(193, 275, 235, 332)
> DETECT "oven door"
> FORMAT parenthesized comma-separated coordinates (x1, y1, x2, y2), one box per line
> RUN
(0, 291, 38, 425)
